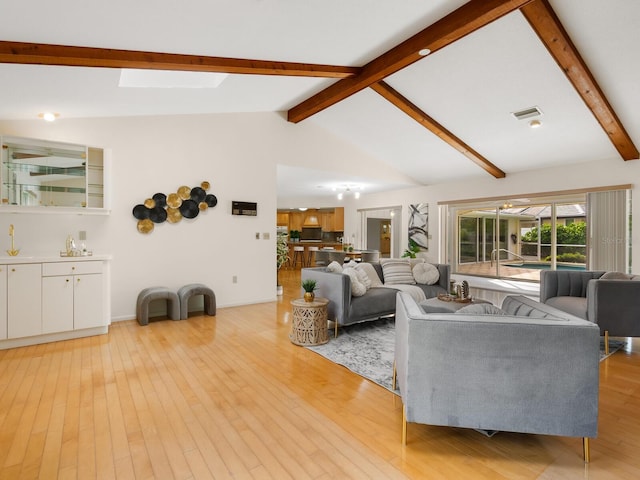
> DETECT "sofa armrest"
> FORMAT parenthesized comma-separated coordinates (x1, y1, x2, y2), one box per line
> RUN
(301, 267, 351, 325)
(587, 279, 640, 335)
(435, 263, 451, 292)
(540, 270, 605, 303)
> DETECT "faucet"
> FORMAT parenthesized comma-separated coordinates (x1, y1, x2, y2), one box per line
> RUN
(7, 224, 19, 256)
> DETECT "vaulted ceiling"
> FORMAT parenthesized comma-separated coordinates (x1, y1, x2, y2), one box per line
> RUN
(1, 0, 638, 198)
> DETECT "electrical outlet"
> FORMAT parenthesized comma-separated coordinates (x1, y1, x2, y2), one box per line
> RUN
(263, 232, 270, 240)
(232, 275, 238, 284)
(79, 230, 87, 241)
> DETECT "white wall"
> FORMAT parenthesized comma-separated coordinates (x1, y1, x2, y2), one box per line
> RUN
(349, 156, 640, 270)
(0, 112, 385, 321)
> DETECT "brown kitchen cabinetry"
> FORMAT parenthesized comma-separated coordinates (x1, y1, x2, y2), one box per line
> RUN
(289, 212, 305, 232)
(277, 212, 289, 226)
(333, 207, 344, 231)
(277, 207, 344, 232)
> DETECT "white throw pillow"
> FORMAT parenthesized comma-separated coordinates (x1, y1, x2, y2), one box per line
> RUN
(412, 262, 440, 285)
(343, 268, 367, 297)
(355, 262, 383, 288)
(380, 258, 416, 285)
(326, 261, 343, 273)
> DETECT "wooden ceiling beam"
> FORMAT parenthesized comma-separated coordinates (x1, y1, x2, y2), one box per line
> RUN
(371, 81, 506, 178)
(0, 41, 359, 78)
(521, 0, 639, 160)
(287, 0, 534, 123)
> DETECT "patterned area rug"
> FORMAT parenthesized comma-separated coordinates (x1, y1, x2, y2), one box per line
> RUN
(306, 319, 626, 393)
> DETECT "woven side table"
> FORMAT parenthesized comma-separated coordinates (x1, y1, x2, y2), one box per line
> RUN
(290, 297, 329, 346)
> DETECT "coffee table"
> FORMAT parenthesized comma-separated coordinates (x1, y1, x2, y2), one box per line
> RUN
(420, 296, 492, 314)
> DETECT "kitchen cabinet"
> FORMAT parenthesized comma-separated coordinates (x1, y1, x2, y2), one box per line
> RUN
(0, 266, 6, 340)
(333, 207, 344, 231)
(0, 256, 110, 349)
(320, 212, 334, 232)
(7, 263, 42, 338)
(42, 261, 104, 333)
(289, 212, 305, 232)
(277, 212, 289, 226)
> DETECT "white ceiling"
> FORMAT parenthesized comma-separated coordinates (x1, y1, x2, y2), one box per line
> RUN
(1, 0, 638, 198)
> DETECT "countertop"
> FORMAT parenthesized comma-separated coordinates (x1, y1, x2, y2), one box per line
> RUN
(0, 254, 112, 264)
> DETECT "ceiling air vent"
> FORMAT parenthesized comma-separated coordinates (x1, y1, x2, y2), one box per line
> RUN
(511, 106, 543, 120)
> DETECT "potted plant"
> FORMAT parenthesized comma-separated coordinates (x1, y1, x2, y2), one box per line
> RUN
(301, 278, 317, 302)
(276, 232, 289, 295)
(402, 239, 421, 258)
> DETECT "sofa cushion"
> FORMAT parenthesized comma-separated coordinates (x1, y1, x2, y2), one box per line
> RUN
(348, 287, 397, 321)
(380, 258, 416, 285)
(544, 296, 588, 320)
(355, 262, 384, 288)
(412, 262, 440, 285)
(326, 261, 343, 273)
(501, 295, 585, 320)
(456, 303, 507, 315)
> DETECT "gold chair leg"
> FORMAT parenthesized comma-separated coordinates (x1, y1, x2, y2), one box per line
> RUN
(604, 331, 610, 356)
(392, 361, 397, 391)
(334, 321, 339, 338)
(402, 405, 407, 445)
(583, 437, 590, 463)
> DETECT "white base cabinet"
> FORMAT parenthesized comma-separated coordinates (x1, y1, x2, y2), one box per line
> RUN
(0, 256, 110, 349)
(0, 267, 6, 340)
(8, 264, 42, 339)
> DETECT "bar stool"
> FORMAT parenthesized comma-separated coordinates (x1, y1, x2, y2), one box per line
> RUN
(292, 245, 305, 268)
(306, 246, 319, 267)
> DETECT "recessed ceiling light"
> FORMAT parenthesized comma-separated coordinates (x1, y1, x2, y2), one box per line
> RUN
(38, 112, 59, 122)
(418, 48, 431, 56)
(529, 119, 542, 128)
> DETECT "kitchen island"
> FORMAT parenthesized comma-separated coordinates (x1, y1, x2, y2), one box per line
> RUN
(286, 242, 345, 267)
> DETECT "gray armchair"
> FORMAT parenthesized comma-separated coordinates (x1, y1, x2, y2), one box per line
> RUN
(540, 270, 640, 351)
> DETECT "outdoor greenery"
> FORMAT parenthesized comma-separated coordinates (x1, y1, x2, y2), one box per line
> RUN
(521, 222, 587, 263)
(521, 222, 586, 245)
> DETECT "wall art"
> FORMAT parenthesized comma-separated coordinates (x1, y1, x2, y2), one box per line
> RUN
(132, 181, 217, 234)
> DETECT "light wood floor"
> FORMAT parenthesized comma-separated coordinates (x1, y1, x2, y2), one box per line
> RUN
(1, 268, 639, 479)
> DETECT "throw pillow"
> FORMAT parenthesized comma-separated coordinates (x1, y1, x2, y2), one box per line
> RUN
(342, 268, 366, 297)
(456, 303, 507, 315)
(380, 258, 416, 285)
(412, 262, 440, 285)
(601, 271, 632, 280)
(354, 262, 383, 288)
(326, 261, 343, 273)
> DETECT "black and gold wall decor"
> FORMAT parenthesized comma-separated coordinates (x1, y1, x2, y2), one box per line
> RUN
(132, 181, 217, 234)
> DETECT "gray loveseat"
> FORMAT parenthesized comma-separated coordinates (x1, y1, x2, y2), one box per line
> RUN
(301, 261, 449, 334)
(394, 292, 600, 461)
(540, 270, 640, 350)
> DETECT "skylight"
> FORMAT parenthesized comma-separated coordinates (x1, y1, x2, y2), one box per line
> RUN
(118, 69, 228, 89)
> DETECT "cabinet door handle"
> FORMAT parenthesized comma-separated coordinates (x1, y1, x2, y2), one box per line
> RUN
(66, 279, 70, 283)
(77, 278, 81, 282)
(11, 268, 15, 272)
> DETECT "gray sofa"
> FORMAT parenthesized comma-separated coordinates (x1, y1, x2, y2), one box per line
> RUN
(394, 292, 600, 461)
(301, 261, 449, 332)
(540, 270, 640, 349)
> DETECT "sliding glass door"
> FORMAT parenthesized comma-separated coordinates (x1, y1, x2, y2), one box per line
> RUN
(449, 195, 589, 281)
